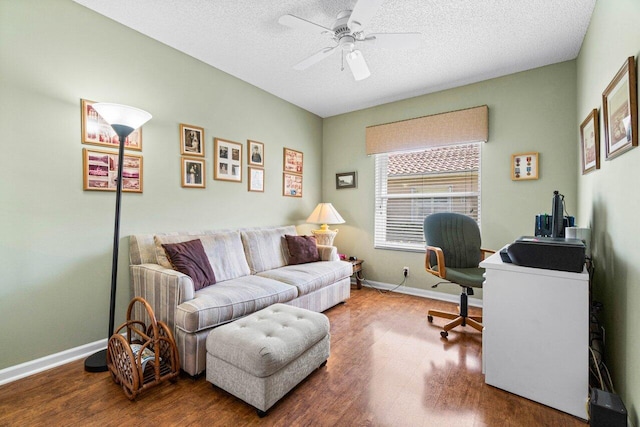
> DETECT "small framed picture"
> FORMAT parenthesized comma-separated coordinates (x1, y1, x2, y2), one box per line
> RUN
(214, 138, 243, 182)
(83, 148, 143, 192)
(180, 124, 205, 157)
(181, 157, 205, 188)
(283, 172, 302, 197)
(580, 109, 600, 174)
(283, 148, 303, 174)
(81, 99, 142, 151)
(603, 56, 638, 160)
(336, 172, 357, 189)
(248, 167, 264, 192)
(248, 140, 264, 167)
(511, 152, 539, 181)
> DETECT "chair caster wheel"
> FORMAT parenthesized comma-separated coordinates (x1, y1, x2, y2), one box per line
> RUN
(440, 331, 448, 338)
(427, 315, 433, 323)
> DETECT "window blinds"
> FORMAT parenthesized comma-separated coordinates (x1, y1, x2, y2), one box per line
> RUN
(374, 143, 481, 251)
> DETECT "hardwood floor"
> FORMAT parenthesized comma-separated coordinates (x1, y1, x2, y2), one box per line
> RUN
(0, 288, 586, 426)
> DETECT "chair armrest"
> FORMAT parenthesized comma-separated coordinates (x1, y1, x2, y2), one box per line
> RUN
(425, 245, 446, 279)
(317, 245, 339, 261)
(480, 248, 496, 260)
(129, 264, 195, 330)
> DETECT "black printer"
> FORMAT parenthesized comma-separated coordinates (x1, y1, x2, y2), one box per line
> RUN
(501, 236, 586, 273)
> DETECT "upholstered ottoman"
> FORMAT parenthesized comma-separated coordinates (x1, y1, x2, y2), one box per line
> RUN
(206, 303, 330, 416)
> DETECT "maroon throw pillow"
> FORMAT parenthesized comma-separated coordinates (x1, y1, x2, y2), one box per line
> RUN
(285, 235, 320, 265)
(162, 239, 216, 291)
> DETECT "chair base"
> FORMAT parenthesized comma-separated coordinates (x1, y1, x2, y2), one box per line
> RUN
(427, 289, 483, 338)
(427, 309, 483, 337)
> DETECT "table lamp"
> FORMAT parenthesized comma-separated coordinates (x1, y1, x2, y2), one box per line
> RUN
(306, 203, 345, 246)
(84, 103, 152, 373)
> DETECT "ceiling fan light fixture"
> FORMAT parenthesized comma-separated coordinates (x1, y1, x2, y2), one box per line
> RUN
(346, 49, 370, 81)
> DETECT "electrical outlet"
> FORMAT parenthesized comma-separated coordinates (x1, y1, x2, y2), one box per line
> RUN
(403, 267, 409, 277)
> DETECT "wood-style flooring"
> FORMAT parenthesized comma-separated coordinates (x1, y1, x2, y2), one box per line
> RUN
(0, 287, 586, 426)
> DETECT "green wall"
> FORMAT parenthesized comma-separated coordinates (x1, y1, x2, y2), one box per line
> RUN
(0, 0, 323, 369)
(576, 0, 640, 422)
(323, 61, 578, 298)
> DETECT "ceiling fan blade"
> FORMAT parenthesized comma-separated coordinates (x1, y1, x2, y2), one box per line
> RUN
(345, 50, 371, 81)
(348, 0, 385, 31)
(363, 33, 421, 49)
(278, 14, 333, 36)
(293, 46, 338, 70)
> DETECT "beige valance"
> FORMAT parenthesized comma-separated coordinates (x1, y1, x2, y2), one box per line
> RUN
(365, 105, 489, 155)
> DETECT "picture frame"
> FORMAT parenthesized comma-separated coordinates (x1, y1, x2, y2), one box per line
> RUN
(83, 148, 143, 192)
(283, 148, 303, 174)
(283, 172, 302, 197)
(602, 56, 638, 160)
(180, 124, 205, 157)
(81, 99, 142, 151)
(181, 157, 205, 188)
(336, 172, 357, 189)
(214, 138, 243, 182)
(248, 167, 265, 192)
(248, 140, 264, 167)
(580, 109, 600, 174)
(511, 152, 539, 181)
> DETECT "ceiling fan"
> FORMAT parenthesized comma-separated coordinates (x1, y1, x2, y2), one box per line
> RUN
(278, 0, 421, 81)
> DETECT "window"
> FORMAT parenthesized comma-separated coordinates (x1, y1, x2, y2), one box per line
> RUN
(374, 142, 481, 252)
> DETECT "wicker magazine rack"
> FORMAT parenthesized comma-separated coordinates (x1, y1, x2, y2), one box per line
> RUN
(107, 297, 180, 399)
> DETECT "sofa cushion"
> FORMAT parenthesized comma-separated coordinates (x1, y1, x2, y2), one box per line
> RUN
(162, 239, 216, 291)
(175, 275, 299, 333)
(154, 231, 250, 282)
(257, 261, 353, 296)
(241, 226, 296, 274)
(285, 235, 320, 265)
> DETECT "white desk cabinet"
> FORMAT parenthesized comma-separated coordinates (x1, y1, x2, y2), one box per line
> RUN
(480, 251, 589, 420)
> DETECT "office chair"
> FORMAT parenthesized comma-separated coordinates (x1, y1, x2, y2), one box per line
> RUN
(423, 212, 494, 338)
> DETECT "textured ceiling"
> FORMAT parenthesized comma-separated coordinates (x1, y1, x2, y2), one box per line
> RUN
(72, 0, 595, 118)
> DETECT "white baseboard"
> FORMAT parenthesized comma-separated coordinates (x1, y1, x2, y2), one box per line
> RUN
(0, 339, 107, 386)
(1, 281, 478, 387)
(355, 279, 483, 308)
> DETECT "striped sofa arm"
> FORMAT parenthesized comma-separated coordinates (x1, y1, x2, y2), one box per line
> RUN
(129, 264, 196, 330)
(317, 245, 338, 261)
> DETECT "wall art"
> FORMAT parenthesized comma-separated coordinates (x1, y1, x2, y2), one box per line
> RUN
(283, 148, 303, 174)
(602, 56, 637, 159)
(180, 124, 205, 157)
(511, 152, 538, 181)
(283, 172, 302, 197)
(214, 138, 242, 182)
(181, 157, 205, 188)
(81, 99, 142, 151)
(83, 148, 143, 192)
(248, 167, 264, 192)
(580, 109, 600, 174)
(248, 140, 264, 167)
(336, 172, 357, 189)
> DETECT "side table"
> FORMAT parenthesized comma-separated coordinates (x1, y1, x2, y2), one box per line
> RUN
(350, 259, 364, 289)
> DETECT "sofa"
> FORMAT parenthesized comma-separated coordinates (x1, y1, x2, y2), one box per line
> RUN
(129, 225, 352, 376)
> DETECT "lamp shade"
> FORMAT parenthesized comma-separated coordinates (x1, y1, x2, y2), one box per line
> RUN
(345, 50, 371, 81)
(306, 203, 345, 225)
(91, 103, 152, 137)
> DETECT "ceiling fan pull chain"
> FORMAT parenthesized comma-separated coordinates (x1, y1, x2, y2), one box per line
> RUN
(341, 50, 345, 72)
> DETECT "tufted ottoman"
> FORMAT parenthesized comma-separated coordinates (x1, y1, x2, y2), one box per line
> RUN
(206, 303, 330, 416)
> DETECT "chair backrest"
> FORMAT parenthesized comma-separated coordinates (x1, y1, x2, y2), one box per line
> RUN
(423, 213, 482, 269)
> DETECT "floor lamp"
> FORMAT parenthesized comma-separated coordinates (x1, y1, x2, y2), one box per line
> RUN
(84, 103, 152, 373)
